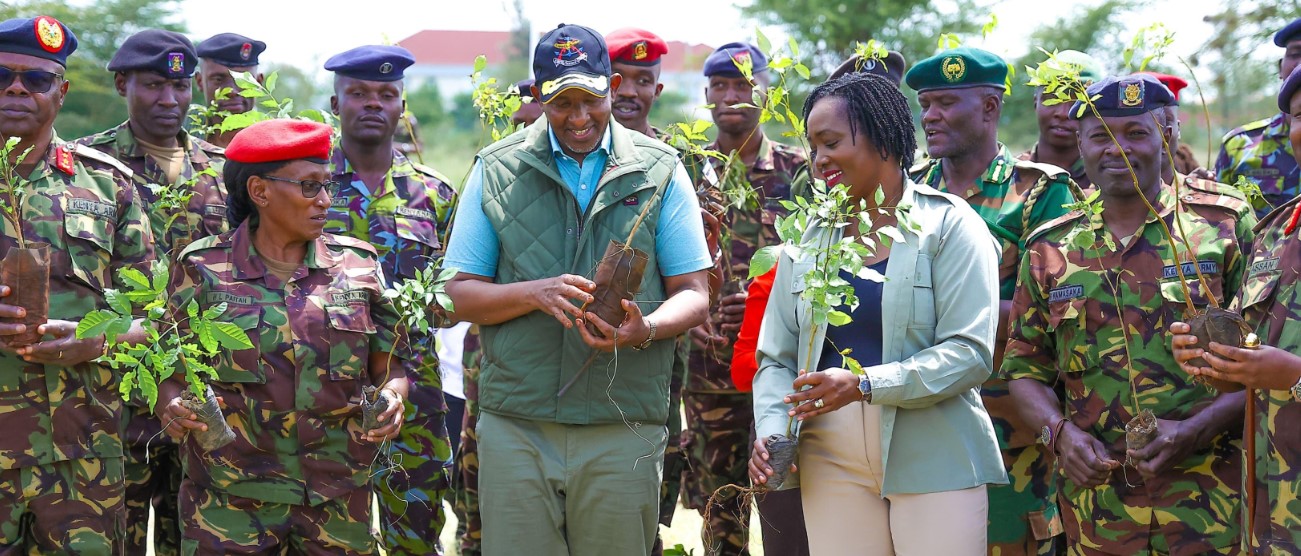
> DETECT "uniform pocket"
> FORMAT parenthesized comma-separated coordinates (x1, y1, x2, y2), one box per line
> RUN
(63, 211, 114, 291)
(910, 254, 936, 329)
(326, 303, 375, 381)
(213, 309, 265, 384)
(394, 213, 442, 278)
(1047, 297, 1091, 373)
(1159, 274, 1226, 309)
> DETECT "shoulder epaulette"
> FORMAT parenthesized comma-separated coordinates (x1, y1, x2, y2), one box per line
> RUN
(1220, 118, 1271, 146)
(72, 144, 134, 179)
(1026, 210, 1086, 244)
(324, 233, 379, 256)
(77, 128, 117, 147)
(1013, 159, 1070, 181)
(908, 157, 934, 177)
(411, 161, 452, 185)
(178, 233, 225, 259)
(1178, 178, 1251, 217)
(192, 136, 225, 157)
(1254, 195, 1301, 234)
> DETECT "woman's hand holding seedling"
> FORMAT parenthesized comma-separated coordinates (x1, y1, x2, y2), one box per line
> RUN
(747, 436, 796, 485)
(785, 368, 861, 420)
(576, 299, 651, 352)
(1056, 423, 1120, 488)
(1171, 321, 1301, 390)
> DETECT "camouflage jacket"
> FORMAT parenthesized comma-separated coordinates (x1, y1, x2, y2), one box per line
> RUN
(1216, 112, 1299, 216)
(76, 122, 228, 257)
(1003, 183, 1255, 555)
(687, 134, 807, 393)
(1229, 196, 1301, 552)
(1017, 144, 1091, 190)
(0, 138, 156, 469)
(169, 223, 402, 505)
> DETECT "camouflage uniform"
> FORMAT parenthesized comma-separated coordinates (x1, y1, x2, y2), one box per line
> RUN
(324, 147, 456, 556)
(921, 144, 1079, 555)
(1018, 145, 1091, 190)
(0, 138, 156, 554)
(1004, 183, 1254, 555)
(169, 224, 402, 555)
(684, 134, 806, 556)
(1216, 112, 1299, 216)
(1229, 196, 1301, 553)
(75, 121, 227, 556)
(453, 326, 481, 556)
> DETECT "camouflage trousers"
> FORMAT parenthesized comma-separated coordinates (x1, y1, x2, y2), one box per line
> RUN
(988, 444, 1062, 556)
(653, 341, 688, 556)
(179, 480, 373, 555)
(122, 406, 182, 556)
(0, 457, 126, 555)
(453, 363, 482, 556)
(376, 368, 453, 556)
(683, 391, 753, 556)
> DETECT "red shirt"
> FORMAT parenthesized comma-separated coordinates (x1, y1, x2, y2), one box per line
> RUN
(730, 264, 777, 391)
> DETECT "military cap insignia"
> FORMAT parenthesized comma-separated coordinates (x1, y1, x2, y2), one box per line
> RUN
(941, 56, 966, 83)
(240, 42, 252, 61)
(634, 41, 648, 61)
(379, 62, 393, 74)
(553, 35, 588, 67)
(168, 52, 184, 76)
(34, 16, 65, 53)
(1120, 80, 1143, 107)
(862, 58, 877, 71)
(53, 143, 74, 174)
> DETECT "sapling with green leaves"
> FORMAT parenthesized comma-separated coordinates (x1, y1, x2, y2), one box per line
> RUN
(75, 259, 253, 451)
(0, 135, 48, 347)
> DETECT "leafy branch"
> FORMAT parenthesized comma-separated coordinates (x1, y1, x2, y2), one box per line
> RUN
(470, 55, 524, 144)
(383, 261, 458, 332)
(0, 136, 35, 248)
(207, 71, 337, 134)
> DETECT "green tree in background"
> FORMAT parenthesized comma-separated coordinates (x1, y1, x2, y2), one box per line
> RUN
(0, 0, 186, 139)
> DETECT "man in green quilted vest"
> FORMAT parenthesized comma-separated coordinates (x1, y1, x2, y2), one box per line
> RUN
(443, 23, 711, 556)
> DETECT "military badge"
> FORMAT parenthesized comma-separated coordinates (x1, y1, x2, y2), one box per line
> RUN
(380, 62, 393, 74)
(553, 35, 588, 67)
(862, 58, 877, 71)
(941, 56, 966, 83)
(168, 52, 184, 76)
(53, 143, 74, 174)
(34, 16, 65, 54)
(240, 42, 252, 61)
(1120, 81, 1143, 107)
(634, 41, 648, 61)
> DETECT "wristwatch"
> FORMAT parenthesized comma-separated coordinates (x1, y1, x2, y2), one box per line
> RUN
(857, 375, 873, 403)
(1041, 417, 1069, 455)
(633, 319, 657, 351)
(1291, 375, 1301, 403)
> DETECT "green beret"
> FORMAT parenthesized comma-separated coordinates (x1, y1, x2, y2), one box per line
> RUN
(905, 46, 1007, 92)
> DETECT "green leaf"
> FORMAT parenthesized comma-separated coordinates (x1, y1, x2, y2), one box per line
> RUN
(119, 267, 151, 292)
(755, 27, 771, 56)
(434, 292, 455, 312)
(76, 310, 117, 341)
(826, 310, 852, 327)
(192, 318, 216, 353)
(794, 63, 810, 80)
(473, 55, 488, 74)
(105, 289, 131, 317)
(749, 245, 781, 278)
(202, 302, 228, 321)
(264, 71, 278, 93)
(211, 321, 254, 350)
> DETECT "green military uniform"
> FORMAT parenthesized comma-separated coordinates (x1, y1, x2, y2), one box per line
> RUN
(913, 145, 1078, 555)
(75, 121, 227, 556)
(1004, 182, 1254, 555)
(170, 224, 402, 555)
(683, 134, 806, 556)
(0, 138, 156, 554)
(324, 147, 456, 556)
(1215, 112, 1298, 216)
(1230, 195, 1301, 553)
(1018, 146, 1091, 192)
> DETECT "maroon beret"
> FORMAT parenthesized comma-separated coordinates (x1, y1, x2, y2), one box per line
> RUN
(606, 28, 668, 66)
(226, 119, 333, 164)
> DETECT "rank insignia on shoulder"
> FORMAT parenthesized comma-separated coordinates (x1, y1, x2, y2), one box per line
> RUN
(54, 144, 75, 174)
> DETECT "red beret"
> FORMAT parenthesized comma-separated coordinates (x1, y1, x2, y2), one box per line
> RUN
(226, 119, 333, 164)
(1140, 71, 1189, 103)
(606, 28, 668, 66)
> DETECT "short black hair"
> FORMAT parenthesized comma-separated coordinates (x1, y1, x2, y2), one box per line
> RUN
(802, 72, 917, 169)
(224, 158, 290, 228)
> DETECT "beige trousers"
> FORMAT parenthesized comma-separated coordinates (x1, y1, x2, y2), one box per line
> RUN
(798, 401, 988, 556)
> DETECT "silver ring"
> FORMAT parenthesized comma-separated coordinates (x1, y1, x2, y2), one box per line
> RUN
(57, 350, 63, 359)
(813, 399, 825, 409)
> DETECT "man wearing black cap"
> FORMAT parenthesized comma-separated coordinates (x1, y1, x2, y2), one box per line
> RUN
(681, 41, 808, 556)
(321, 44, 458, 556)
(444, 22, 711, 555)
(194, 32, 266, 148)
(0, 15, 157, 555)
(75, 27, 225, 556)
(1006, 73, 1252, 556)
(1216, 17, 1301, 217)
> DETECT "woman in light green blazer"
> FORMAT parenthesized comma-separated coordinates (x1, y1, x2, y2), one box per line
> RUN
(748, 73, 1007, 555)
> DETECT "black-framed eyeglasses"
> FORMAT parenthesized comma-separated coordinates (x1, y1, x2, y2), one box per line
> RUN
(0, 66, 63, 93)
(259, 175, 340, 198)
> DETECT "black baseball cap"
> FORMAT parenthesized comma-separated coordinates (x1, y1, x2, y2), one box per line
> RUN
(532, 23, 611, 103)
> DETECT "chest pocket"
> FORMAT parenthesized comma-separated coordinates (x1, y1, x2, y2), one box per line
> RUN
(1046, 296, 1092, 373)
(393, 213, 441, 278)
(1158, 272, 1226, 310)
(213, 307, 266, 384)
(910, 255, 936, 329)
(1237, 269, 1279, 316)
(63, 210, 115, 291)
(326, 300, 376, 382)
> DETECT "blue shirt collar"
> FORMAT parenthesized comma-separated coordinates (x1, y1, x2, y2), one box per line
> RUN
(546, 122, 613, 161)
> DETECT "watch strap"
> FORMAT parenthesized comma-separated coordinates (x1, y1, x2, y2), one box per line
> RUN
(633, 319, 657, 351)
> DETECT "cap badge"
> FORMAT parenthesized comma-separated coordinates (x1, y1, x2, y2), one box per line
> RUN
(633, 41, 648, 61)
(167, 52, 184, 76)
(1120, 81, 1143, 107)
(379, 62, 393, 74)
(731, 50, 753, 73)
(941, 56, 966, 83)
(34, 16, 65, 53)
(553, 35, 588, 67)
(240, 42, 252, 61)
(862, 58, 877, 71)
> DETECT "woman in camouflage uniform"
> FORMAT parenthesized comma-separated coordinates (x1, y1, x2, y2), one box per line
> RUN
(156, 119, 406, 555)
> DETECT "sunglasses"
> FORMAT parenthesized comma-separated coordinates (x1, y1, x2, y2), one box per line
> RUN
(0, 66, 63, 93)
(259, 175, 340, 198)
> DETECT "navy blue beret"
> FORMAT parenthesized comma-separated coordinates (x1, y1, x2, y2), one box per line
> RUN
(1070, 74, 1174, 119)
(0, 16, 77, 67)
(324, 45, 414, 82)
(196, 33, 265, 67)
(703, 42, 767, 78)
(1279, 65, 1301, 113)
(1275, 17, 1301, 47)
(107, 29, 196, 78)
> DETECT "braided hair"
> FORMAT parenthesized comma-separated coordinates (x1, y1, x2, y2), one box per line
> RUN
(801, 72, 916, 170)
(224, 159, 291, 228)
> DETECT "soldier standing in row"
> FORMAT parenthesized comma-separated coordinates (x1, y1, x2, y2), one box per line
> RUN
(1018, 50, 1102, 190)
(0, 15, 157, 554)
(194, 32, 266, 149)
(75, 28, 228, 556)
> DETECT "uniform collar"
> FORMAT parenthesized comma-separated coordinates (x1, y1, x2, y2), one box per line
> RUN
(329, 146, 418, 179)
(112, 121, 195, 161)
(546, 123, 613, 163)
(940, 143, 1014, 199)
(229, 220, 338, 280)
(1265, 111, 1291, 137)
(708, 132, 777, 172)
